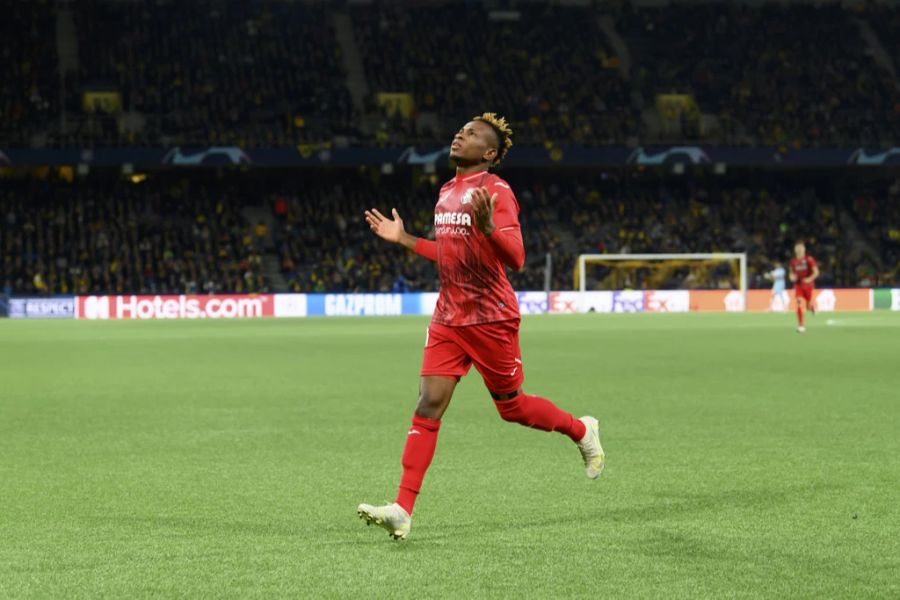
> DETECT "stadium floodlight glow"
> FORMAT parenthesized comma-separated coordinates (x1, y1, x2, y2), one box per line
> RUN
(576, 253, 748, 311)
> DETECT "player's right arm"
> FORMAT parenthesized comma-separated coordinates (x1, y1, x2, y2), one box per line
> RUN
(364, 208, 437, 261)
(804, 258, 819, 284)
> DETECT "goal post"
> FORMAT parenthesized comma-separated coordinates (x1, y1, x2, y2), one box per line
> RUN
(576, 253, 748, 310)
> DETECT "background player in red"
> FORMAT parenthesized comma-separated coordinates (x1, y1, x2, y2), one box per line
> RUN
(789, 240, 819, 332)
(357, 113, 605, 540)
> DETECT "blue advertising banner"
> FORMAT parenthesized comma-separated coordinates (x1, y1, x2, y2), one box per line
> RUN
(306, 293, 414, 317)
(4, 145, 900, 168)
(8, 296, 75, 319)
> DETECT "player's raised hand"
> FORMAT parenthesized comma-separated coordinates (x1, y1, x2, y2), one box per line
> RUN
(365, 208, 405, 244)
(470, 186, 497, 236)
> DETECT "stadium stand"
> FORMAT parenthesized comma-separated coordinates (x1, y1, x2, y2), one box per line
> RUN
(351, 4, 638, 146)
(1, 175, 268, 295)
(0, 2, 59, 147)
(61, 0, 356, 146)
(3, 169, 898, 296)
(619, 3, 900, 145)
(3, 1, 900, 147)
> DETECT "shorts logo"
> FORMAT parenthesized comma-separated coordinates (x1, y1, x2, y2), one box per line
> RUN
(510, 357, 522, 377)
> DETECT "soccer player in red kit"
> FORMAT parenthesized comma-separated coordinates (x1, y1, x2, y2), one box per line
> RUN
(789, 241, 819, 333)
(357, 113, 605, 540)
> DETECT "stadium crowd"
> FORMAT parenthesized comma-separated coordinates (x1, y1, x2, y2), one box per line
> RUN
(351, 4, 638, 147)
(3, 169, 897, 297)
(0, 2, 59, 147)
(1, 176, 268, 296)
(620, 3, 900, 146)
(3, 1, 900, 147)
(61, 1, 355, 147)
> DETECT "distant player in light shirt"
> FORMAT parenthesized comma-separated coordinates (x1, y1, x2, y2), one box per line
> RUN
(788, 241, 820, 333)
(764, 261, 788, 311)
(357, 113, 604, 540)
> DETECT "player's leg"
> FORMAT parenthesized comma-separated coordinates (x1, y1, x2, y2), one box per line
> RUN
(394, 375, 456, 515)
(463, 321, 605, 478)
(795, 289, 806, 331)
(358, 324, 469, 539)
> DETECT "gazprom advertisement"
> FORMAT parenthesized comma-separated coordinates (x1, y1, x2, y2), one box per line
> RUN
(307, 293, 420, 317)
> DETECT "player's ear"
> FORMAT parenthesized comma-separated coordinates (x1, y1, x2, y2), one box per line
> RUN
(483, 147, 498, 164)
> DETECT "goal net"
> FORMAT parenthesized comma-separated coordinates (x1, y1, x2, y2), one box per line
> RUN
(575, 253, 748, 310)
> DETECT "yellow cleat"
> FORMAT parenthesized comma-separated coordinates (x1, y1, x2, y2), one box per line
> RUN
(576, 416, 605, 479)
(357, 502, 411, 540)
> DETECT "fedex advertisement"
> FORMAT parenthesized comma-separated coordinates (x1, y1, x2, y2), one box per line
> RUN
(644, 291, 690, 312)
(517, 292, 548, 314)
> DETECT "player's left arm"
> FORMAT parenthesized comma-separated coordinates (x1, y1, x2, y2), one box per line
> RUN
(804, 257, 820, 284)
(470, 185, 524, 271)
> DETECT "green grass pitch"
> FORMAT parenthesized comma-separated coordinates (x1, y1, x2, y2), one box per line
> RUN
(1, 312, 898, 598)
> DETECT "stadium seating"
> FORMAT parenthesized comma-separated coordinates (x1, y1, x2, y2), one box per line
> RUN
(4, 1, 899, 147)
(60, 1, 356, 146)
(619, 3, 900, 145)
(3, 170, 897, 296)
(351, 4, 637, 146)
(0, 2, 59, 147)
(1, 176, 268, 295)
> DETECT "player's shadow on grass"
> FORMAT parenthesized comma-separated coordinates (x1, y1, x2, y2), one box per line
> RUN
(598, 481, 837, 524)
(416, 480, 838, 542)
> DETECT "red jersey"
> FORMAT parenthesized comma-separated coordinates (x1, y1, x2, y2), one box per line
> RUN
(415, 170, 524, 326)
(789, 255, 818, 287)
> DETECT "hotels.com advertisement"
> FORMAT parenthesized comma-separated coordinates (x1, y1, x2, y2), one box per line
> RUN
(76, 294, 276, 319)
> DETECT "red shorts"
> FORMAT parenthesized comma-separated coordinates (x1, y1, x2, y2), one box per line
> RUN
(794, 284, 815, 303)
(421, 320, 524, 394)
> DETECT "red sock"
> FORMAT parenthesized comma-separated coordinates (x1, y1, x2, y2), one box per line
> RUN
(797, 304, 805, 326)
(395, 415, 440, 515)
(494, 392, 586, 442)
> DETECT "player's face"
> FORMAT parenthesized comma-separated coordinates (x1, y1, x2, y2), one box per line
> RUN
(794, 244, 806, 258)
(449, 121, 498, 167)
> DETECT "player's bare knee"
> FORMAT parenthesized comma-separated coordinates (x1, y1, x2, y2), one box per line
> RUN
(414, 390, 446, 419)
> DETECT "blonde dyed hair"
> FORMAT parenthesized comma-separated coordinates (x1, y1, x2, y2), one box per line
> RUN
(473, 112, 513, 166)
